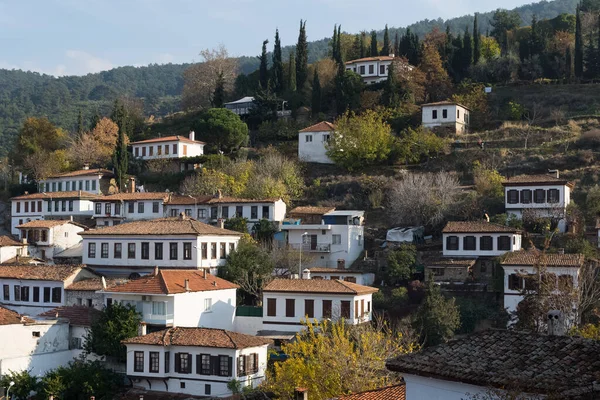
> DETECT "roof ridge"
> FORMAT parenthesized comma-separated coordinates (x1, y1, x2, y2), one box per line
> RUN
(223, 329, 238, 349)
(157, 270, 169, 294)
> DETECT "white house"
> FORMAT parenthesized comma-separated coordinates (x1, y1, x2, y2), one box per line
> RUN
(99, 268, 238, 332)
(10, 190, 99, 236)
(224, 96, 255, 116)
(298, 121, 335, 164)
(421, 101, 470, 134)
(262, 277, 377, 333)
(308, 267, 375, 286)
(0, 265, 99, 316)
(503, 172, 574, 233)
(38, 166, 114, 195)
(501, 251, 584, 314)
(38, 305, 102, 352)
(123, 327, 271, 398)
(131, 132, 205, 161)
(0, 235, 27, 264)
(386, 329, 600, 400)
(442, 221, 522, 258)
(281, 207, 364, 269)
(92, 192, 172, 227)
(17, 219, 86, 261)
(80, 215, 242, 278)
(64, 277, 127, 309)
(345, 55, 411, 85)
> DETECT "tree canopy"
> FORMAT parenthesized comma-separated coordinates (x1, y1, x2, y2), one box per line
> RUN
(193, 108, 249, 153)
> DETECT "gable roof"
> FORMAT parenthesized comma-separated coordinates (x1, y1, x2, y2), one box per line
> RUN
(336, 384, 406, 400)
(95, 192, 171, 202)
(299, 121, 336, 133)
(0, 306, 25, 325)
(66, 277, 127, 291)
(0, 235, 23, 247)
(502, 173, 574, 188)
(289, 206, 336, 215)
(386, 329, 600, 398)
(79, 217, 242, 237)
(0, 265, 84, 281)
(442, 221, 521, 234)
(263, 279, 378, 295)
(122, 327, 272, 349)
(47, 168, 114, 179)
(11, 191, 99, 200)
(39, 306, 102, 327)
(102, 269, 239, 295)
(204, 196, 280, 204)
(16, 219, 88, 230)
(130, 135, 205, 145)
(308, 267, 368, 274)
(167, 195, 214, 205)
(345, 55, 396, 63)
(422, 101, 471, 111)
(501, 251, 584, 267)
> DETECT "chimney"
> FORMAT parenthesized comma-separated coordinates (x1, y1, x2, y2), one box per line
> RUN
(83, 164, 90, 170)
(24, 191, 28, 195)
(203, 269, 207, 279)
(21, 238, 27, 245)
(212, 280, 217, 287)
(180, 212, 186, 220)
(79, 190, 82, 196)
(484, 213, 490, 223)
(547, 310, 566, 336)
(217, 218, 225, 229)
(189, 130, 195, 141)
(184, 279, 190, 291)
(294, 388, 308, 400)
(302, 268, 311, 280)
(216, 189, 223, 199)
(70, 215, 73, 221)
(129, 177, 136, 194)
(548, 169, 559, 178)
(389, 53, 395, 58)
(337, 259, 346, 270)
(154, 266, 159, 276)
(101, 276, 107, 290)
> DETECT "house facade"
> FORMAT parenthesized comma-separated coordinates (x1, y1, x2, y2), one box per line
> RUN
(38, 167, 114, 195)
(65, 277, 126, 309)
(131, 133, 205, 161)
(80, 216, 242, 277)
(421, 102, 470, 134)
(307, 267, 375, 286)
(17, 219, 86, 261)
(224, 96, 255, 116)
(92, 192, 171, 227)
(297, 121, 335, 164)
(123, 327, 271, 397)
(503, 172, 573, 233)
(442, 221, 522, 258)
(0, 235, 27, 264)
(262, 278, 377, 333)
(100, 269, 238, 331)
(344, 55, 410, 84)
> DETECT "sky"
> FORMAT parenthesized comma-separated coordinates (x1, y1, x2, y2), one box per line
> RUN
(0, 0, 535, 76)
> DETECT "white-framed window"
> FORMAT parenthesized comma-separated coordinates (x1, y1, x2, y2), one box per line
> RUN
(323, 134, 330, 142)
(152, 301, 166, 315)
(305, 135, 313, 142)
(332, 234, 342, 245)
(204, 298, 213, 312)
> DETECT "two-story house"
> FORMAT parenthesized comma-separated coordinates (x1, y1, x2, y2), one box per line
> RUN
(131, 132, 205, 161)
(80, 215, 242, 277)
(345, 55, 412, 85)
(421, 101, 470, 134)
(99, 268, 238, 332)
(262, 277, 377, 333)
(91, 192, 172, 227)
(0, 235, 27, 264)
(280, 207, 364, 269)
(16, 219, 87, 261)
(503, 172, 574, 232)
(123, 327, 271, 398)
(64, 277, 126, 309)
(298, 121, 335, 164)
(38, 166, 114, 195)
(0, 265, 98, 315)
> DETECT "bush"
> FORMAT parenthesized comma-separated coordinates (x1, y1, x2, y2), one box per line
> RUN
(455, 297, 496, 334)
(391, 287, 409, 306)
(576, 129, 600, 150)
(372, 291, 387, 310)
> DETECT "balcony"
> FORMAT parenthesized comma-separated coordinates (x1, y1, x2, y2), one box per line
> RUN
(291, 243, 331, 253)
(142, 313, 174, 325)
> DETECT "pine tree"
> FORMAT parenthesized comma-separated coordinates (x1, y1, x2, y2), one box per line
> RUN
(332, 24, 338, 61)
(77, 110, 85, 137)
(575, 5, 584, 78)
(272, 29, 284, 94)
(370, 30, 378, 57)
(311, 68, 322, 116)
(288, 53, 297, 92)
(351, 34, 362, 60)
(296, 20, 309, 90)
(381, 24, 390, 56)
(382, 62, 399, 107)
(530, 15, 544, 57)
(473, 14, 481, 65)
(566, 46, 573, 79)
(463, 27, 473, 73)
(360, 31, 367, 58)
(259, 39, 269, 89)
(213, 72, 225, 107)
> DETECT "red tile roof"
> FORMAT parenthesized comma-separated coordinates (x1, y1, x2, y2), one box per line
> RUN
(95, 192, 171, 201)
(66, 277, 127, 291)
(345, 56, 396, 63)
(263, 279, 378, 295)
(39, 306, 102, 327)
(0, 265, 85, 281)
(167, 195, 214, 205)
(299, 121, 336, 133)
(422, 257, 476, 268)
(79, 217, 242, 236)
(0, 235, 23, 247)
(48, 168, 114, 178)
(130, 135, 206, 145)
(11, 191, 99, 200)
(502, 173, 574, 188)
(122, 327, 271, 349)
(102, 269, 239, 295)
(337, 384, 406, 400)
(308, 267, 367, 274)
(442, 221, 521, 234)
(289, 206, 336, 215)
(204, 196, 280, 204)
(16, 219, 87, 229)
(0, 306, 25, 325)
(502, 251, 584, 267)
(422, 101, 471, 111)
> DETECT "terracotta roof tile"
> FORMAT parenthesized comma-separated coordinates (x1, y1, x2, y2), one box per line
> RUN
(102, 269, 239, 295)
(130, 135, 206, 145)
(345, 55, 396, 63)
(0, 265, 85, 281)
(16, 219, 87, 229)
(263, 279, 378, 295)
(166, 195, 214, 205)
(66, 277, 127, 291)
(204, 196, 280, 204)
(502, 173, 574, 188)
(0, 235, 23, 247)
(79, 217, 242, 236)
(502, 250, 584, 267)
(96, 192, 171, 201)
(386, 330, 600, 398)
(122, 327, 272, 349)
(39, 306, 102, 327)
(289, 206, 336, 215)
(48, 168, 114, 178)
(117, 389, 206, 400)
(299, 121, 336, 133)
(422, 101, 471, 110)
(442, 221, 521, 234)
(422, 257, 476, 268)
(308, 267, 366, 274)
(337, 384, 406, 400)
(0, 306, 25, 325)
(11, 191, 100, 200)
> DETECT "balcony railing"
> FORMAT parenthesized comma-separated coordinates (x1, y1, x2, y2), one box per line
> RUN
(291, 243, 331, 252)
(143, 313, 174, 324)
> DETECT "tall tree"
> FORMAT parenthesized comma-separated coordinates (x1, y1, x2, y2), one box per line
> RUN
(272, 29, 284, 94)
(370, 30, 378, 57)
(473, 14, 481, 65)
(311, 68, 322, 116)
(351, 34, 362, 60)
(335, 25, 343, 64)
(193, 108, 249, 153)
(360, 31, 367, 58)
(331, 24, 338, 61)
(381, 24, 391, 56)
(112, 118, 129, 191)
(420, 43, 452, 102)
(463, 27, 473, 72)
(382, 62, 399, 108)
(212, 72, 225, 108)
(394, 32, 400, 56)
(490, 9, 521, 56)
(77, 110, 84, 137)
(259, 39, 269, 89)
(288, 53, 297, 92)
(566, 45, 573, 78)
(575, 5, 584, 78)
(296, 20, 309, 90)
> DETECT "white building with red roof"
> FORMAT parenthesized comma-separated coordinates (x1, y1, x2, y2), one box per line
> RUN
(298, 121, 335, 164)
(92, 192, 172, 227)
(16, 219, 87, 261)
(0, 235, 27, 264)
(131, 132, 205, 161)
(38, 165, 115, 195)
(345, 54, 411, 85)
(421, 101, 471, 134)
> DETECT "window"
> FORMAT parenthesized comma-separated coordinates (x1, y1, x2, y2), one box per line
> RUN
(154, 243, 163, 260)
(432, 110, 438, 119)
(128, 243, 136, 259)
(559, 275, 574, 291)
(88, 243, 96, 258)
(91, 180, 97, 191)
(134, 351, 144, 372)
(442, 109, 448, 118)
(211, 243, 217, 259)
(323, 133, 330, 142)
(508, 274, 522, 290)
(78, 181, 83, 190)
(142, 147, 147, 157)
(305, 299, 314, 318)
(170, 208, 179, 217)
(164, 351, 170, 373)
(138, 202, 144, 213)
(183, 243, 192, 260)
(247, 353, 257, 374)
(173, 144, 177, 154)
(211, 206, 218, 219)
(33, 287, 39, 302)
(200, 354, 211, 375)
(14, 285, 21, 301)
(285, 299, 295, 317)
(68, 200, 73, 212)
(236, 206, 243, 217)
(30, 201, 35, 213)
(165, 144, 169, 155)
(201, 243, 208, 259)
(157, 146, 162, 155)
(52, 182, 56, 192)
(251, 206, 258, 219)
(238, 355, 246, 376)
(198, 209, 207, 219)
(457, 109, 460, 119)
(355, 300, 359, 319)
(170, 243, 178, 260)
(446, 236, 459, 250)
(368, 64, 374, 74)
(220, 243, 226, 259)
(205, 385, 211, 395)
(222, 206, 229, 219)
(175, 353, 191, 374)
(16, 202, 20, 213)
(305, 134, 313, 143)
(95, 203, 102, 214)
(51, 287, 61, 303)
(480, 236, 493, 251)
(547, 189, 560, 203)
(153, 202, 159, 213)
(204, 298, 212, 312)
(464, 236, 476, 251)
(152, 301, 166, 315)
(219, 355, 229, 376)
(229, 242, 235, 253)
(43, 287, 50, 303)
(359, 65, 365, 74)
(87, 298, 92, 307)
(507, 190, 519, 204)
(101, 243, 109, 258)
(32, 331, 40, 337)
(41, 230, 48, 242)
(115, 203, 121, 215)
(262, 206, 270, 219)
(534, 189, 546, 204)
(58, 182, 63, 191)
(141, 242, 150, 259)
(37, 200, 42, 212)
(55, 200, 59, 212)
(524, 276, 537, 291)
(85, 180, 90, 191)
(498, 236, 511, 251)
(180, 382, 185, 389)
(148, 352, 159, 373)
(266, 298, 277, 316)
(20, 286, 29, 302)
(332, 234, 342, 245)
(114, 243, 122, 259)
(341, 300, 351, 319)
(323, 300, 332, 318)
(61, 200, 66, 212)
(379, 64, 385, 74)
(128, 202, 134, 213)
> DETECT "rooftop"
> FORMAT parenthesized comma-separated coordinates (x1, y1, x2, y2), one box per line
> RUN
(204, 196, 281, 204)
(442, 221, 521, 234)
(422, 257, 476, 268)
(39, 306, 102, 327)
(47, 168, 114, 179)
(16, 219, 87, 229)
(79, 217, 242, 237)
(102, 269, 239, 295)
(422, 101, 471, 110)
(0, 235, 23, 247)
(122, 327, 272, 349)
(130, 135, 205, 145)
(299, 121, 336, 133)
(289, 206, 336, 215)
(308, 267, 368, 274)
(324, 210, 365, 217)
(166, 194, 214, 205)
(345, 55, 396, 63)
(0, 306, 26, 325)
(263, 279, 378, 295)
(11, 191, 100, 200)
(0, 265, 86, 281)
(66, 277, 127, 291)
(386, 329, 600, 398)
(502, 250, 584, 267)
(224, 96, 255, 105)
(502, 173, 574, 188)
(336, 384, 406, 400)
(95, 192, 171, 201)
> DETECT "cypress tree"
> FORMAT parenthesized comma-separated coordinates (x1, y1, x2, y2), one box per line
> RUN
(273, 29, 284, 94)
(77, 110, 84, 137)
(382, 62, 399, 107)
(473, 14, 481, 65)
(259, 39, 269, 89)
(530, 15, 544, 57)
(575, 5, 584, 78)
(311, 68, 322, 116)
(296, 20, 309, 90)
(288, 53, 297, 92)
(394, 32, 400, 56)
(351, 34, 362, 60)
(90, 112, 100, 131)
(213, 72, 225, 107)
(584, 33, 598, 78)
(111, 100, 129, 191)
(370, 30, 378, 57)
(566, 46, 573, 79)
(335, 25, 343, 65)
(332, 24, 338, 61)
(463, 27, 473, 72)
(381, 24, 390, 56)
(360, 31, 367, 58)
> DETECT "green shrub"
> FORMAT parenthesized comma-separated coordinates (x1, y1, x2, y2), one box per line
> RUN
(391, 287, 409, 306)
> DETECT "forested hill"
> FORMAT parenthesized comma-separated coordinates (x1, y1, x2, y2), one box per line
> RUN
(0, 0, 581, 157)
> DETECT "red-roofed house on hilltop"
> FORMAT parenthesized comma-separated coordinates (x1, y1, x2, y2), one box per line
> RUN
(298, 121, 335, 164)
(131, 131, 205, 162)
(17, 219, 87, 261)
(422, 101, 471, 134)
(345, 54, 412, 85)
(37, 165, 115, 195)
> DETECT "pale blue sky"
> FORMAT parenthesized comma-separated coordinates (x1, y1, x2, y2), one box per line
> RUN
(0, 0, 533, 76)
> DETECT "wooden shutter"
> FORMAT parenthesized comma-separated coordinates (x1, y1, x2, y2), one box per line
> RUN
(196, 354, 201, 374)
(245, 355, 250, 375)
(211, 355, 219, 376)
(285, 299, 295, 317)
(237, 356, 243, 377)
(323, 300, 332, 318)
(355, 300, 359, 319)
(228, 356, 233, 377)
(267, 298, 276, 317)
(305, 299, 314, 318)
(253, 353, 258, 373)
(174, 353, 181, 373)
